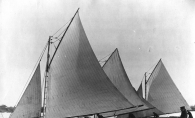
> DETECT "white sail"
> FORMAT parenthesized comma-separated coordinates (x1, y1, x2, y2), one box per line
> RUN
(102, 49, 163, 117)
(137, 82, 143, 99)
(102, 49, 143, 106)
(146, 59, 190, 114)
(45, 12, 134, 118)
(9, 64, 42, 118)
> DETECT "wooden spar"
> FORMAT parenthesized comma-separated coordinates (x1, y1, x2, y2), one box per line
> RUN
(145, 72, 147, 99)
(49, 8, 80, 66)
(104, 107, 156, 118)
(43, 36, 51, 118)
(42, 8, 79, 118)
(65, 105, 144, 118)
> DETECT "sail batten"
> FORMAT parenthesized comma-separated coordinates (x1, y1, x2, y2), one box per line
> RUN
(146, 60, 190, 114)
(45, 12, 133, 118)
(9, 64, 42, 118)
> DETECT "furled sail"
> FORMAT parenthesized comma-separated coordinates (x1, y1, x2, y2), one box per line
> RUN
(45, 11, 134, 118)
(146, 59, 190, 114)
(102, 49, 163, 117)
(9, 63, 42, 118)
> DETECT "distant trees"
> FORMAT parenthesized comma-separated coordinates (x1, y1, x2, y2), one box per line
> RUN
(190, 105, 195, 111)
(0, 105, 15, 113)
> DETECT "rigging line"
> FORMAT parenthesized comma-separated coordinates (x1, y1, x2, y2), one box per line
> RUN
(51, 25, 68, 45)
(14, 42, 48, 108)
(146, 59, 161, 84)
(52, 18, 72, 36)
(50, 25, 69, 45)
(102, 48, 118, 68)
(98, 52, 112, 62)
(57, 26, 68, 38)
(49, 8, 80, 66)
(145, 59, 160, 74)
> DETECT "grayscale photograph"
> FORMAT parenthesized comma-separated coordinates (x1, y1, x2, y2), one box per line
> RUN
(0, 0, 195, 118)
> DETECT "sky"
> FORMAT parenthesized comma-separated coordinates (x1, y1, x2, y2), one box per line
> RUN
(0, 0, 195, 117)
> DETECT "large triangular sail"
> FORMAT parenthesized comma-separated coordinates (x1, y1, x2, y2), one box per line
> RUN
(9, 63, 42, 118)
(146, 59, 190, 114)
(102, 49, 163, 117)
(45, 11, 134, 118)
(102, 49, 144, 107)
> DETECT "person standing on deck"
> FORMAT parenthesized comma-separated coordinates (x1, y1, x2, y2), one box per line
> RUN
(128, 113, 135, 118)
(187, 110, 193, 118)
(153, 112, 159, 118)
(180, 106, 187, 118)
(97, 113, 104, 118)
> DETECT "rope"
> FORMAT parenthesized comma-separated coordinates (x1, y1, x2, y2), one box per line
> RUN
(14, 43, 48, 107)
(50, 26, 69, 48)
(145, 63, 155, 74)
(98, 53, 112, 62)
(56, 26, 68, 38)
(52, 18, 72, 36)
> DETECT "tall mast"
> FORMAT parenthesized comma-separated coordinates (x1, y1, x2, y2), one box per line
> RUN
(49, 8, 80, 66)
(43, 36, 51, 118)
(144, 72, 147, 99)
(42, 8, 79, 118)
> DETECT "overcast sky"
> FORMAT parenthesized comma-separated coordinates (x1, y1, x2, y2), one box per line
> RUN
(0, 0, 195, 117)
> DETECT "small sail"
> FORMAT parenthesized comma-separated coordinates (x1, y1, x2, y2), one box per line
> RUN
(9, 64, 42, 118)
(45, 12, 134, 118)
(102, 49, 160, 117)
(137, 82, 143, 98)
(146, 59, 190, 114)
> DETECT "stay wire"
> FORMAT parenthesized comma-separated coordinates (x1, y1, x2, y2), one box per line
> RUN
(14, 43, 48, 107)
(146, 60, 159, 73)
(52, 18, 72, 36)
(145, 59, 161, 84)
(98, 53, 112, 62)
(51, 26, 68, 44)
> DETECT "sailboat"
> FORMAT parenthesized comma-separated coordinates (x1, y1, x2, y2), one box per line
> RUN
(9, 9, 142, 118)
(137, 59, 191, 114)
(102, 49, 163, 118)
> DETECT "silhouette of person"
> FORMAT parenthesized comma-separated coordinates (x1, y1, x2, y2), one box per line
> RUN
(97, 113, 104, 118)
(180, 106, 187, 118)
(128, 113, 135, 118)
(187, 110, 193, 118)
(153, 112, 159, 118)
